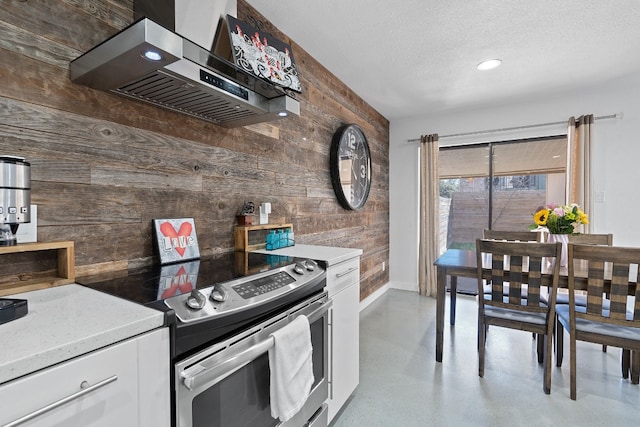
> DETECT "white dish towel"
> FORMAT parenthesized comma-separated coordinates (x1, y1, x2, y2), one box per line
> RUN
(268, 314, 314, 422)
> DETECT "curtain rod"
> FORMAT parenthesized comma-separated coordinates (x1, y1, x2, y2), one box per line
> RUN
(407, 112, 623, 143)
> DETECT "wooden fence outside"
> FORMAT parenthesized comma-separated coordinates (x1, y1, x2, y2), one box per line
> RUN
(441, 190, 546, 249)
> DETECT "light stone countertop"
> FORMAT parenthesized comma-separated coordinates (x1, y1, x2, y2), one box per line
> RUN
(0, 284, 165, 385)
(254, 244, 362, 265)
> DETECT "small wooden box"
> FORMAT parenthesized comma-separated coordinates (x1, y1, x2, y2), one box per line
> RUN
(236, 215, 255, 226)
(0, 241, 75, 296)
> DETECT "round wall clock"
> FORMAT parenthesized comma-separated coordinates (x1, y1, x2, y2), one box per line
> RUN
(330, 124, 372, 210)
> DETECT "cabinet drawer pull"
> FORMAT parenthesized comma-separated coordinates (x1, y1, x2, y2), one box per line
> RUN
(4, 375, 118, 427)
(335, 267, 358, 279)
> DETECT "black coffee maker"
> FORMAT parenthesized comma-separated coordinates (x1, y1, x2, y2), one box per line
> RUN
(0, 156, 31, 246)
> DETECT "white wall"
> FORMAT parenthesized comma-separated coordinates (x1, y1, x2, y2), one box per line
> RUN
(389, 72, 640, 292)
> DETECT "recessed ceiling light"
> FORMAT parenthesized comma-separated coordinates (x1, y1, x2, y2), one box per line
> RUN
(477, 59, 502, 71)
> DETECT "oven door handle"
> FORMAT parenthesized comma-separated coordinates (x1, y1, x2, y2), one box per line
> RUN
(181, 298, 332, 392)
(295, 297, 332, 324)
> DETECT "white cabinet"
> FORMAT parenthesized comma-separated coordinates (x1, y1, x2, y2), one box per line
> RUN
(0, 328, 170, 427)
(327, 256, 360, 423)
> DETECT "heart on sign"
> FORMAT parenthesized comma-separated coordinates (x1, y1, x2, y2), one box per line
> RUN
(161, 266, 194, 299)
(159, 221, 193, 257)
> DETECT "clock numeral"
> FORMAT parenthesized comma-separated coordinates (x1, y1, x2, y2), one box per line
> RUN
(347, 132, 356, 149)
(360, 164, 366, 179)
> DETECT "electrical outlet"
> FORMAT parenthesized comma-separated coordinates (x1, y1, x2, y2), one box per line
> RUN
(595, 191, 605, 203)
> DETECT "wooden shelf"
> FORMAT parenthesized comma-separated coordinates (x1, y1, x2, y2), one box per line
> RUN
(234, 223, 292, 252)
(0, 241, 75, 297)
(234, 251, 296, 276)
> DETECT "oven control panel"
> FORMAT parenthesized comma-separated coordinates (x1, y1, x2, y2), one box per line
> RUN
(232, 271, 296, 299)
(165, 259, 324, 323)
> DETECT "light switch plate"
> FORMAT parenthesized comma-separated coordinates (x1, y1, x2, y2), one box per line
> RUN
(16, 205, 37, 243)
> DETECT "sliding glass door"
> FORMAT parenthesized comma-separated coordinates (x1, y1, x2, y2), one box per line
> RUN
(439, 136, 566, 251)
(438, 144, 490, 251)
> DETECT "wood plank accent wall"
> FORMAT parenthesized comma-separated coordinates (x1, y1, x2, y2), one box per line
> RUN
(0, 0, 389, 301)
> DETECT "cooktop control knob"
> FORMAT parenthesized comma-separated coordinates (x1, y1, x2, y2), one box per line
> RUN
(210, 285, 227, 303)
(304, 259, 317, 271)
(186, 289, 207, 310)
(293, 262, 305, 275)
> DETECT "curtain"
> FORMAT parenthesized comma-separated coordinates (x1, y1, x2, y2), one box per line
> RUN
(566, 115, 593, 233)
(418, 134, 439, 296)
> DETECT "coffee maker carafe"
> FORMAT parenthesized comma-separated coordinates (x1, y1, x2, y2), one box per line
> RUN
(0, 156, 31, 246)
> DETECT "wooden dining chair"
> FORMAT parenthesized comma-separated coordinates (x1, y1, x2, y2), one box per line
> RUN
(447, 229, 542, 327)
(555, 243, 640, 400)
(479, 230, 544, 344)
(552, 233, 613, 366)
(476, 239, 562, 394)
(553, 233, 613, 303)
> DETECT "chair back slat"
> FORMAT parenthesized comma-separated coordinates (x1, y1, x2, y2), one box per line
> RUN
(525, 257, 542, 306)
(569, 243, 640, 327)
(483, 229, 541, 242)
(635, 278, 640, 320)
(585, 259, 605, 316)
(609, 263, 632, 320)
(567, 233, 613, 246)
(490, 255, 507, 301)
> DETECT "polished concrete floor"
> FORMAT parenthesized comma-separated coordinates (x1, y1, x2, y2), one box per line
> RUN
(331, 289, 640, 427)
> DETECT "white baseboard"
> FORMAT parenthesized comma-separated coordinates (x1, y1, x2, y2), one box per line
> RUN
(359, 282, 389, 312)
(358, 281, 422, 312)
(389, 280, 418, 292)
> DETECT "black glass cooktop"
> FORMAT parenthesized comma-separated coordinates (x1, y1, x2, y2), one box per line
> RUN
(77, 252, 295, 306)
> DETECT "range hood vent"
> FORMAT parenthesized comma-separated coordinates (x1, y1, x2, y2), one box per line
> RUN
(70, 1, 300, 128)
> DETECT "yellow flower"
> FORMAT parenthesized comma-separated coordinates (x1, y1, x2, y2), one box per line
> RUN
(579, 212, 589, 224)
(533, 209, 548, 226)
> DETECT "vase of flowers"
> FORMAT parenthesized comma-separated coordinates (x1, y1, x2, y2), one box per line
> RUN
(529, 203, 589, 266)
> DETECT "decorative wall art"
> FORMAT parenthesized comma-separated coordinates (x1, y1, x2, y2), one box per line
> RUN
(153, 218, 200, 264)
(225, 15, 302, 92)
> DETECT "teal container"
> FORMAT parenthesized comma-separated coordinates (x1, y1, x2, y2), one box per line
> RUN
(266, 229, 276, 250)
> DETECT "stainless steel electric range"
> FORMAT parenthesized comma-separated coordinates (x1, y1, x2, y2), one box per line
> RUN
(79, 251, 330, 427)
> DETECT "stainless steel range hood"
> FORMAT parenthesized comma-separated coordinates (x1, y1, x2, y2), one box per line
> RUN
(70, 0, 299, 128)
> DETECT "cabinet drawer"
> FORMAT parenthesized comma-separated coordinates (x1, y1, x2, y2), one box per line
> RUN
(327, 257, 360, 295)
(0, 338, 138, 427)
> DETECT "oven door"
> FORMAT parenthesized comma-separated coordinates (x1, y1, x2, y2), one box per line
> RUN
(175, 292, 330, 427)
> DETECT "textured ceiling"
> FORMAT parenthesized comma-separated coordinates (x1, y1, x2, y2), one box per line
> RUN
(246, 0, 640, 120)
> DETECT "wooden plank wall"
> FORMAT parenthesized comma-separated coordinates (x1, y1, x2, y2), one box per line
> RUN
(0, 0, 390, 301)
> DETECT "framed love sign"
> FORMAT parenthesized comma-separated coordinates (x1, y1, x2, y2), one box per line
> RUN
(153, 218, 200, 265)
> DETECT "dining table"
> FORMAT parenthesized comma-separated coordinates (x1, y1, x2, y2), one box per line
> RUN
(433, 247, 637, 364)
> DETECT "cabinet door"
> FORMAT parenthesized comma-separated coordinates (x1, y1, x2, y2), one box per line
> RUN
(328, 282, 360, 422)
(137, 328, 171, 427)
(0, 338, 139, 427)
